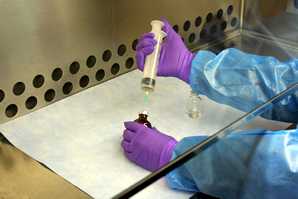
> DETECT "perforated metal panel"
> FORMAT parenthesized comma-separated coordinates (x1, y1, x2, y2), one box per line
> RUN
(0, 0, 241, 123)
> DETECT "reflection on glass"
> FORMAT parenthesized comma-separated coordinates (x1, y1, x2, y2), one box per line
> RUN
(114, 83, 298, 199)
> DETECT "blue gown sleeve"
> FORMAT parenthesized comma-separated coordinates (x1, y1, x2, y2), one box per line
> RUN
(189, 48, 298, 123)
(165, 128, 298, 199)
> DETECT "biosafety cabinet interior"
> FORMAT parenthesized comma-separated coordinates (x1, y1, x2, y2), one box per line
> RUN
(0, 0, 297, 198)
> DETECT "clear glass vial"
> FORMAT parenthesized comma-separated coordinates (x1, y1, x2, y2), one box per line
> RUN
(187, 90, 202, 119)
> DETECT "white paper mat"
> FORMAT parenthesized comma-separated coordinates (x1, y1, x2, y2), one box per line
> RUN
(0, 71, 290, 198)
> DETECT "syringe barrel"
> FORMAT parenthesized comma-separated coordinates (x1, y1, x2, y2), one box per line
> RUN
(141, 20, 167, 92)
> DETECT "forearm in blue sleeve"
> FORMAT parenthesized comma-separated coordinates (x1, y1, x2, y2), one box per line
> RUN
(165, 128, 298, 199)
(189, 48, 298, 123)
(165, 136, 207, 192)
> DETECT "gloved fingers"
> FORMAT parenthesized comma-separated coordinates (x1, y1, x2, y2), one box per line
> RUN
(151, 127, 166, 135)
(151, 127, 159, 131)
(136, 51, 145, 71)
(160, 17, 172, 34)
(123, 129, 135, 142)
(136, 38, 156, 51)
(160, 18, 181, 44)
(138, 45, 155, 56)
(121, 140, 133, 153)
(123, 150, 134, 161)
(124, 121, 144, 131)
(136, 44, 155, 69)
(157, 46, 168, 76)
(139, 32, 154, 41)
(136, 42, 155, 71)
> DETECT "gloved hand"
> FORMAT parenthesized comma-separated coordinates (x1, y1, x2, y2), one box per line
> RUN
(121, 121, 177, 172)
(136, 19, 195, 83)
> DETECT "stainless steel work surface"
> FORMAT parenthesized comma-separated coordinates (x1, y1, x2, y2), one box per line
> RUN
(0, 70, 289, 198)
(0, 134, 92, 199)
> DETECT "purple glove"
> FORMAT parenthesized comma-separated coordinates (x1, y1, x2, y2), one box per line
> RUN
(121, 122, 177, 172)
(136, 19, 195, 83)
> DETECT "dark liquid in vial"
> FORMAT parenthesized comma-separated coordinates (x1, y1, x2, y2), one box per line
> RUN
(135, 113, 152, 128)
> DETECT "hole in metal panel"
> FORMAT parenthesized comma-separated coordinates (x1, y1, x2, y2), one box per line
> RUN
(13, 82, 25, 96)
(206, 13, 213, 23)
(79, 75, 90, 88)
(102, 50, 112, 62)
(183, 20, 191, 31)
(5, 104, 18, 118)
(188, 33, 196, 43)
(118, 44, 127, 56)
(132, 39, 138, 51)
(227, 5, 234, 15)
(63, 82, 73, 95)
(52, 68, 63, 81)
(221, 21, 227, 30)
(86, 55, 96, 68)
(125, 57, 134, 69)
(33, 74, 45, 88)
(0, 89, 4, 102)
(111, 63, 120, 75)
(44, 89, 55, 102)
(195, 16, 202, 27)
(25, 96, 37, 110)
(69, 61, 80, 74)
(217, 9, 224, 18)
(96, 69, 105, 81)
(231, 17, 238, 27)
(173, 25, 179, 33)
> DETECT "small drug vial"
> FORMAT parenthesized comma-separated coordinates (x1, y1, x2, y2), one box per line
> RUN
(187, 90, 202, 119)
(135, 111, 152, 128)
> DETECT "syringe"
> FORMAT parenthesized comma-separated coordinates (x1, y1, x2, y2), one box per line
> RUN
(141, 20, 167, 94)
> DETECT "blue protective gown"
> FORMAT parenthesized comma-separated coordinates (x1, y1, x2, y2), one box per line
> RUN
(165, 48, 298, 199)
